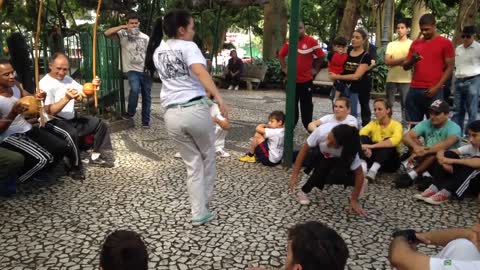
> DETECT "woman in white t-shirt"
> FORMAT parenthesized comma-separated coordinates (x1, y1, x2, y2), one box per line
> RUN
(289, 124, 366, 216)
(144, 9, 226, 226)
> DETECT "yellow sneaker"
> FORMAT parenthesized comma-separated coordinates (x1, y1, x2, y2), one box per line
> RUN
(239, 154, 256, 163)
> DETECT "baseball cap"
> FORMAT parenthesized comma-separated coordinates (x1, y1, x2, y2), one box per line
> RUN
(429, 99, 449, 113)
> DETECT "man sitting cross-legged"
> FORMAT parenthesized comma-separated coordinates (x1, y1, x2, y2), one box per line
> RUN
(414, 120, 480, 205)
(395, 99, 461, 189)
(40, 53, 113, 171)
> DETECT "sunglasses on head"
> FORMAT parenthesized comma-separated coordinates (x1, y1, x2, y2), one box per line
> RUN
(462, 34, 472, 39)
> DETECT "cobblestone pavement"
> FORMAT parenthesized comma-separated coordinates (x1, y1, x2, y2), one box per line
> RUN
(1, 88, 479, 270)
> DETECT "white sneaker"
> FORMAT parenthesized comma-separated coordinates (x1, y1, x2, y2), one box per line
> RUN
(234, 85, 239, 91)
(366, 170, 377, 182)
(174, 152, 181, 158)
(216, 149, 230, 158)
(227, 85, 234, 90)
(192, 211, 216, 226)
(297, 190, 310, 205)
(359, 178, 368, 199)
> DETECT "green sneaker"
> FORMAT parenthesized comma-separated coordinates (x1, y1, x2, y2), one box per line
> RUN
(192, 211, 216, 226)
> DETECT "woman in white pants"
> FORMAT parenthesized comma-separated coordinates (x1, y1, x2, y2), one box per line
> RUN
(145, 9, 226, 226)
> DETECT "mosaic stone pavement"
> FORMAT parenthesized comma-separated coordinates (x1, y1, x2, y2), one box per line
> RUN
(1, 87, 480, 270)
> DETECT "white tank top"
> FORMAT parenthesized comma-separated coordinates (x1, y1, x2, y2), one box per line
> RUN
(0, 85, 32, 142)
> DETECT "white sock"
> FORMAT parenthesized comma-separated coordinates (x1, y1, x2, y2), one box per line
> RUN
(408, 170, 418, 180)
(361, 160, 368, 173)
(422, 171, 432, 178)
(370, 162, 381, 173)
(402, 160, 410, 168)
(91, 152, 101, 160)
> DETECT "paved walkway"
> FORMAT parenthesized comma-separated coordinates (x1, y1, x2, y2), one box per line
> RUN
(1, 88, 479, 270)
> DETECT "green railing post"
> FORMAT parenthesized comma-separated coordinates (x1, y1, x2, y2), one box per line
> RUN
(283, 0, 301, 167)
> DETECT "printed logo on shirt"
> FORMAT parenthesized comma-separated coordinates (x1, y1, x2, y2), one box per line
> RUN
(302, 44, 307, 49)
(443, 259, 452, 266)
(157, 51, 189, 80)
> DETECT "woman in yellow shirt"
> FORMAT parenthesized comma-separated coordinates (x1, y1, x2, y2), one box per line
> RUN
(360, 98, 403, 181)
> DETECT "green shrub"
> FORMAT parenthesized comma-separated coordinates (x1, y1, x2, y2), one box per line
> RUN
(370, 46, 388, 93)
(253, 58, 284, 87)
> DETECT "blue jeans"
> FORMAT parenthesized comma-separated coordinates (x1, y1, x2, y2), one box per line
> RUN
(127, 71, 152, 125)
(452, 76, 480, 135)
(405, 87, 443, 122)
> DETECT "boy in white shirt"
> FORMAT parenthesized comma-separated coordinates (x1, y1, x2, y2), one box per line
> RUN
(239, 111, 285, 166)
(414, 120, 480, 205)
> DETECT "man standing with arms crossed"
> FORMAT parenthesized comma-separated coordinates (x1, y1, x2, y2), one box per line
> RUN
(403, 14, 455, 124)
(278, 21, 324, 132)
(385, 19, 413, 125)
(105, 12, 152, 128)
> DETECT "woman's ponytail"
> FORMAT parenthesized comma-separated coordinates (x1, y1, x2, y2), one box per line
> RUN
(144, 17, 164, 78)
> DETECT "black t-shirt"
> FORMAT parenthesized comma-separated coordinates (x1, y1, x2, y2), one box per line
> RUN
(341, 49, 372, 93)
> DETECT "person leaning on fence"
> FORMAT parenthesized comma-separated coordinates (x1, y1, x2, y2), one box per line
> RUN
(452, 25, 480, 137)
(384, 18, 413, 125)
(225, 50, 244, 91)
(359, 98, 403, 182)
(40, 53, 114, 172)
(144, 9, 227, 226)
(413, 120, 480, 205)
(402, 14, 454, 124)
(104, 11, 152, 128)
(395, 100, 461, 190)
(249, 221, 349, 270)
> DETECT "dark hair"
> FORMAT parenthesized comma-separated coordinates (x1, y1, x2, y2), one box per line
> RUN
(468, 120, 480, 133)
(419, 14, 436, 26)
(373, 98, 392, 117)
(144, 9, 193, 78)
(335, 97, 351, 109)
(353, 28, 369, 52)
(396, 18, 410, 28)
(126, 12, 140, 22)
(269, 110, 285, 124)
(331, 124, 361, 168)
(100, 230, 148, 270)
(49, 52, 68, 63)
(0, 58, 11, 65)
(332, 36, 348, 47)
(288, 221, 349, 270)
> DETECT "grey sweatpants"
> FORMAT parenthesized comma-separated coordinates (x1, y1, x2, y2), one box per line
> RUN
(386, 82, 410, 124)
(164, 103, 216, 220)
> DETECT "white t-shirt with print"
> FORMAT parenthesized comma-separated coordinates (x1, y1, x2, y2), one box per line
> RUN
(0, 85, 32, 141)
(319, 114, 358, 127)
(153, 39, 207, 108)
(264, 127, 284, 163)
(306, 122, 361, 170)
(458, 144, 480, 157)
(117, 29, 149, 72)
(40, 74, 83, 120)
(430, 239, 480, 270)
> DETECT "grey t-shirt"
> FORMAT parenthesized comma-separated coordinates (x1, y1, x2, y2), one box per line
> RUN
(117, 29, 149, 72)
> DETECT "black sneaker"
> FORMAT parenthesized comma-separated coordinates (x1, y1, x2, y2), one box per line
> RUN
(69, 169, 86, 181)
(416, 175, 433, 191)
(90, 156, 114, 168)
(395, 173, 413, 189)
(122, 113, 133, 120)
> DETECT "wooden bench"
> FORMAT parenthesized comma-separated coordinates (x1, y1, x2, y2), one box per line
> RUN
(213, 63, 268, 90)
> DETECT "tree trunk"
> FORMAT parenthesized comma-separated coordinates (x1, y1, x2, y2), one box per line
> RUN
(262, 0, 287, 59)
(410, 0, 429, 40)
(453, 0, 480, 46)
(337, 0, 360, 40)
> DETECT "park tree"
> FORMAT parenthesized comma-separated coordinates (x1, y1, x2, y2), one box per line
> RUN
(262, 0, 287, 59)
(453, 0, 480, 45)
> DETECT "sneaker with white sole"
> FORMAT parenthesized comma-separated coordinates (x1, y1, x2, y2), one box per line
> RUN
(424, 189, 450, 205)
(192, 211, 216, 226)
(227, 85, 234, 90)
(216, 149, 230, 158)
(174, 152, 182, 159)
(366, 170, 377, 182)
(413, 184, 438, 201)
(234, 85, 239, 90)
(297, 190, 310, 205)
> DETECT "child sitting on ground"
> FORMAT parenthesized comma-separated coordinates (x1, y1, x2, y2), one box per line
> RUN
(328, 36, 348, 101)
(239, 111, 285, 166)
